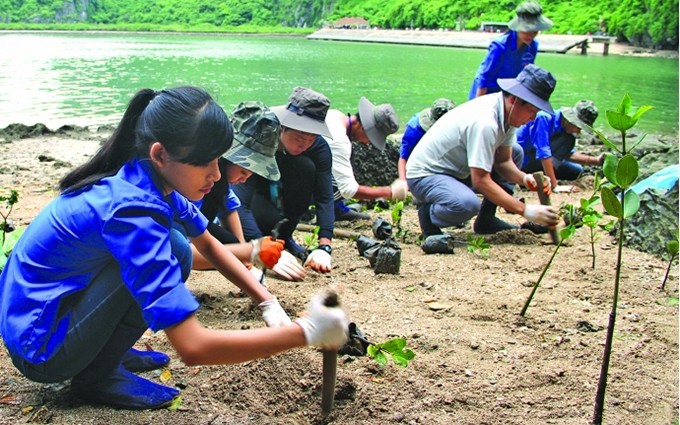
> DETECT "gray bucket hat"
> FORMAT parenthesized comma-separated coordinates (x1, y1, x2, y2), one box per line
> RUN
(223, 101, 281, 181)
(270, 86, 332, 138)
(418, 98, 456, 131)
(560, 100, 599, 133)
(508, 1, 553, 32)
(498, 64, 556, 114)
(358, 97, 400, 152)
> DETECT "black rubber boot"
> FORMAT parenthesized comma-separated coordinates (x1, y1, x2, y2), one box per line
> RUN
(473, 199, 519, 234)
(417, 203, 442, 238)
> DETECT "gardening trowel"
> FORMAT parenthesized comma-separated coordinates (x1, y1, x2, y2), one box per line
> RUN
(321, 291, 340, 416)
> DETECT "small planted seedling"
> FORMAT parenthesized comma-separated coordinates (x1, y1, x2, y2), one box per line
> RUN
(303, 225, 320, 251)
(519, 224, 576, 317)
(367, 337, 415, 368)
(589, 94, 653, 425)
(0, 189, 23, 271)
(661, 230, 679, 290)
(391, 200, 409, 241)
(466, 233, 490, 257)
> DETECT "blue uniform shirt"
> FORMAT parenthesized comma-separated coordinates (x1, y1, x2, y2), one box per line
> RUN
(400, 113, 426, 161)
(0, 159, 206, 364)
(468, 31, 538, 100)
(516, 110, 566, 166)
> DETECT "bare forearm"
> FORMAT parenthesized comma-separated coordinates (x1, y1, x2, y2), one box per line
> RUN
(354, 184, 392, 200)
(167, 316, 306, 366)
(397, 158, 407, 180)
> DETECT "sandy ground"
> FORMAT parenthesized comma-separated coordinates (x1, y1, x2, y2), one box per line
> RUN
(0, 133, 677, 425)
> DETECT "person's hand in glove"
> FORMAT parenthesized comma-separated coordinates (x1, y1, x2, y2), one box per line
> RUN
(294, 293, 349, 349)
(258, 297, 291, 327)
(523, 173, 552, 196)
(523, 204, 559, 228)
(304, 244, 332, 273)
(272, 250, 306, 281)
(390, 178, 409, 201)
(250, 236, 284, 269)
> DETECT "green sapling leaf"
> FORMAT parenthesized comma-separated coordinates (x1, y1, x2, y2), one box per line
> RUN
(622, 190, 640, 219)
(590, 127, 620, 153)
(630, 105, 654, 126)
(602, 153, 619, 185)
(559, 225, 576, 241)
(616, 154, 639, 188)
(606, 110, 633, 132)
(617, 93, 632, 115)
(667, 240, 679, 256)
(601, 186, 622, 219)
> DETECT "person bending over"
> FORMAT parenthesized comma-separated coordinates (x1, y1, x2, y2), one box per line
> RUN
(0, 86, 348, 410)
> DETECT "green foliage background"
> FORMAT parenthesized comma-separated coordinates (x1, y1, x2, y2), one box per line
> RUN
(0, 0, 677, 47)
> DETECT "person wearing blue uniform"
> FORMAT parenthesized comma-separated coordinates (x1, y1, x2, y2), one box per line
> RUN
(398, 98, 456, 181)
(517, 100, 603, 189)
(234, 87, 336, 274)
(468, 2, 553, 100)
(0, 87, 348, 410)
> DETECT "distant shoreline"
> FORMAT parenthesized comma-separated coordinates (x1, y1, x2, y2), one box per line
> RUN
(1, 28, 677, 58)
(308, 28, 679, 59)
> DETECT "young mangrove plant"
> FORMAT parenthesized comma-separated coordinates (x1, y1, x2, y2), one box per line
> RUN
(589, 94, 653, 425)
(466, 233, 490, 257)
(366, 337, 415, 368)
(0, 189, 23, 271)
(519, 224, 576, 317)
(661, 230, 679, 290)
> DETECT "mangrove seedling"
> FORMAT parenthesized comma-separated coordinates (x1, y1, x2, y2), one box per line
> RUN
(303, 225, 320, 251)
(0, 189, 23, 271)
(661, 230, 679, 290)
(519, 224, 576, 317)
(466, 233, 490, 257)
(589, 94, 653, 425)
(391, 200, 409, 241)
(367, 337, 415, 368)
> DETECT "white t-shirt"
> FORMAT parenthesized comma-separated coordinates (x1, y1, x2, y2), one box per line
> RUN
(323, 109, 359, 199)
(406, 92, 516, 180)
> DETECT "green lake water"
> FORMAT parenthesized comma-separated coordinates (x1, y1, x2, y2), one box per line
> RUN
(1, 31, 677, 135)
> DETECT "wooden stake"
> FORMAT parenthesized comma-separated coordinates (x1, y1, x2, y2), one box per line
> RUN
(532, 171, 560, 245)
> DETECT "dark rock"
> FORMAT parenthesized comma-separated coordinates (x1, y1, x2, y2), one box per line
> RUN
(350, 135, 399, 187)
(624, 182, 679, 258)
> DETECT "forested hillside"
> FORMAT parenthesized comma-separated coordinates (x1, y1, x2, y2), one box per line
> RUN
(0, 0, 677, 48)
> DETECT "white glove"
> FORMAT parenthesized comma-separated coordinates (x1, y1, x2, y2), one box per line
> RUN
(304, 248, 332, 273)
(390, 179, 408, 201)
(523, 204, 559, 227)
(272, 251, 306, 281)
(258, 297, 291, 327)
(294, 294, 349, 349)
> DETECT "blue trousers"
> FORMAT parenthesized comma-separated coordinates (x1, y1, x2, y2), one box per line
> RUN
(9, 228, 192, 383)
(521, 132, 584, 181)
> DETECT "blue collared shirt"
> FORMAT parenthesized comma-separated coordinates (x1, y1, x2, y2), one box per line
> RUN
(0, 159, 206, 363)
(468, 31, 539, 99)
(516, 111, 566, 165)
(400, 113, 426, 160)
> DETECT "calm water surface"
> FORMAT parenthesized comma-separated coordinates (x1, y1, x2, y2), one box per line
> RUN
(0, 31, 677, 135)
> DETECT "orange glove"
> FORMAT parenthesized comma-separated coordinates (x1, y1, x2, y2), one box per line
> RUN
(523, 174, 552, 196)
(251, 237, 284, 269)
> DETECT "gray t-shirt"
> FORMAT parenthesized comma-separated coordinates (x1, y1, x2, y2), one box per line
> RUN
(406, 92, 516, 180)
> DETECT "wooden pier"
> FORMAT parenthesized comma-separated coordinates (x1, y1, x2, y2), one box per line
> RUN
(308, 29, 607, 55)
